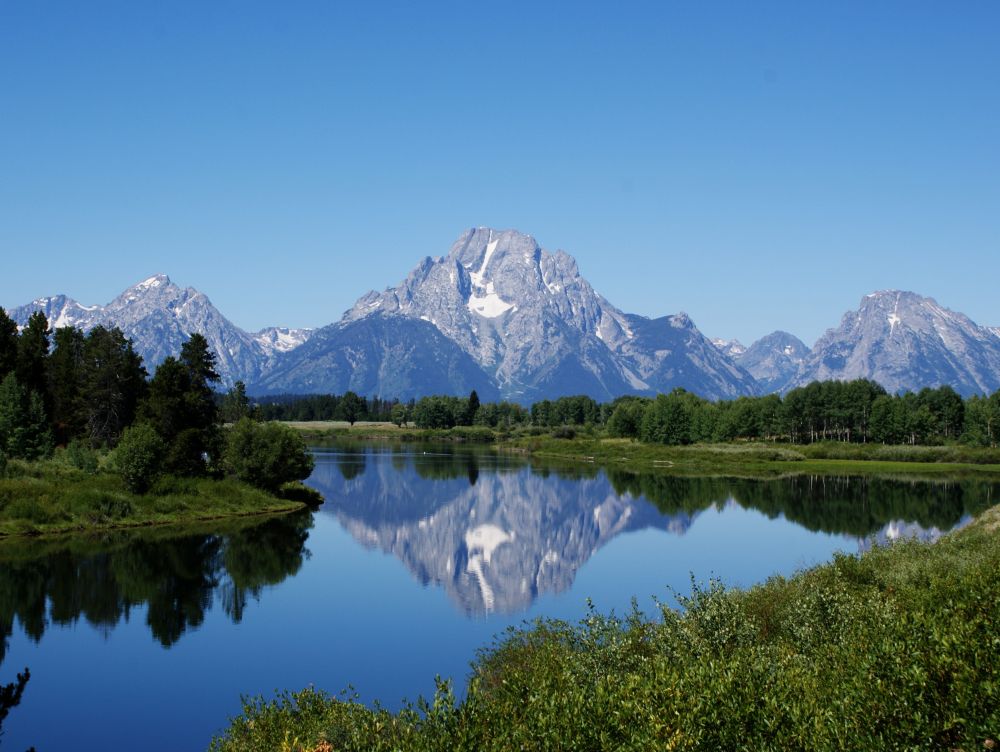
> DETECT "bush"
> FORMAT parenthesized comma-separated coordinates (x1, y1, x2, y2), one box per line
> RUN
(114, 423, 165, 494)
(0, 449, 6, 478)
(65, 439, 99, 474)
(223, 419, 315, 494)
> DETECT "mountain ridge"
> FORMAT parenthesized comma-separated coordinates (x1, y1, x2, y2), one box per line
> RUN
(9, 231, 1000, 400)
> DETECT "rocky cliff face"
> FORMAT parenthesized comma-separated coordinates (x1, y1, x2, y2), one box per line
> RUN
(336, 227, 758, 401)
(11, 275, 312, 387)
(254, 313, 500, 400)
(789, 290, 1000, 396)
(11, 236, 1000, 401)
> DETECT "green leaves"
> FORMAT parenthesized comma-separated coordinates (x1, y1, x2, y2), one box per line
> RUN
(113, 423, 165, 494)
(223, 419, 315, 494)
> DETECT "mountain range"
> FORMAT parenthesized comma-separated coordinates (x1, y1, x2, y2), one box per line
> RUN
(8, 228, 1000, 399)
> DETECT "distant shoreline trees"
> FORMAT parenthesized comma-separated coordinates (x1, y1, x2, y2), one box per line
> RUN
(254, 380, 1000, 448)
(2, 303, 998, 455)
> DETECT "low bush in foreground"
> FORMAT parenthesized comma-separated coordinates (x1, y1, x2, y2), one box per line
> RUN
(211, 507, 1000, 752)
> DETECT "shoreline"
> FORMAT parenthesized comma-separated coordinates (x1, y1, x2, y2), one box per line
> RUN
(284, 421, 1000, 479)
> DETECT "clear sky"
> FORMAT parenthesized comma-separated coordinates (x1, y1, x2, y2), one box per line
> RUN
(1, 1, 998, 346)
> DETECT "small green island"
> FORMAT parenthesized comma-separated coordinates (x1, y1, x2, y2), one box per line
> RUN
(0, 311, 318, 538)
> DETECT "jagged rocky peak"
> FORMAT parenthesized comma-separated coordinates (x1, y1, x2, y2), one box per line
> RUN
(332, 226, 760, 402)
(791, 290, 1000, 396)
(10, 273, 311, 388)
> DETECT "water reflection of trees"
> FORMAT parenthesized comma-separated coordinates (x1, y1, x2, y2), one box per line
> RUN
(0, 512, 312, 664)
(605, 471, 996, 537)
(321, 442, 996, 540)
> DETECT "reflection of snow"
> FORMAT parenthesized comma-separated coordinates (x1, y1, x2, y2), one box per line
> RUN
(858, 515, 972, 553)
(465, 524, 514, 612)
(465, 524, 513, 564)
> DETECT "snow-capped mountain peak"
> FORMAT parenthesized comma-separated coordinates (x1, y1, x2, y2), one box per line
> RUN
(10, 275, 311, 387)
(791, 291, 1000, 396)
(315, 227, 760, 401)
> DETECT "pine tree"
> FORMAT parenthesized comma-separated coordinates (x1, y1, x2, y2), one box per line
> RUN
(82, 326, 147, 447)
(465, 389, 480, 426)
(15, 312, 50, 417)
(142, 335, 224, 475)
(220, 381, 252, 423)
(0, 308, 17, 381)
(48, 326, 87, 444)
(0, 374, 53, 460)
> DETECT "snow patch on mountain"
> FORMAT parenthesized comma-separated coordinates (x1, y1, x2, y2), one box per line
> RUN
(11, 276, 310, 387)
(790, 290, 1000, 396)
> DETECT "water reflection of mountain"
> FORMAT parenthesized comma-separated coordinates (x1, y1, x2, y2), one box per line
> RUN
(310, 446, 998, 616)
(310, 450, 697, 616)
(0, 512, 312, 666)
(858, 516, 972, 552)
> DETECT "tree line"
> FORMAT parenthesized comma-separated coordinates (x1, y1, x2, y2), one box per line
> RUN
(0, 308, 312, 494)
(259, 379, 1000, 447)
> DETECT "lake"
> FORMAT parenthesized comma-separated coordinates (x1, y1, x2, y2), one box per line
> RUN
(0, 443, 990, 750)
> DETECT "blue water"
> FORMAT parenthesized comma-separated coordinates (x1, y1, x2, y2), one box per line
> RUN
(0, 444, 979, 751)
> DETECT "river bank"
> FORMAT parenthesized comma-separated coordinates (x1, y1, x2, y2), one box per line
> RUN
(0, 456, 314, 537)
(209, 501, 1000, 751)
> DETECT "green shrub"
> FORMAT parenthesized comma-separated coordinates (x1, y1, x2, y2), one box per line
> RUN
(223, 419, 314, 494)
(65, 439, 99, 474)
(114, 423, 165, 494)
(0, 449, 6, 478)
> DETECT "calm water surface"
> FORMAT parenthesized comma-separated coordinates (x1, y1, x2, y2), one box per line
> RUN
(1, 443, 991, 750)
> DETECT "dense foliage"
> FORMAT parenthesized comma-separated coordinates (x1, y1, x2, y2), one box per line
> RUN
(0, 308, 316, 518)
(254, 379, 1000, 448)
(223, 419, 315, 493)
(114, 423, 165, 494)
(210, 510, 1000, 751)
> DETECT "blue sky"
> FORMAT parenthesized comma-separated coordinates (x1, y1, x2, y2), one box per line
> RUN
(1, 1, 998, 346)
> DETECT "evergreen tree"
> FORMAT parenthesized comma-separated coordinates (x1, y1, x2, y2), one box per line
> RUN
(0, 308, 17, 381)
(15, 312, 50, 416)
(48, 327, 87, 444)
(82, 326, 147, 447)
(220, 381, 253, 423)
(141, 335, 224, 475)
(0, 374, 53, 460)
(464, 389, 480, 426)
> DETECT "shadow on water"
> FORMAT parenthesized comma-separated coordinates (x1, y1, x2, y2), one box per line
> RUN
(308, 443, 997, 616)
(0, 511, 313, 666)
